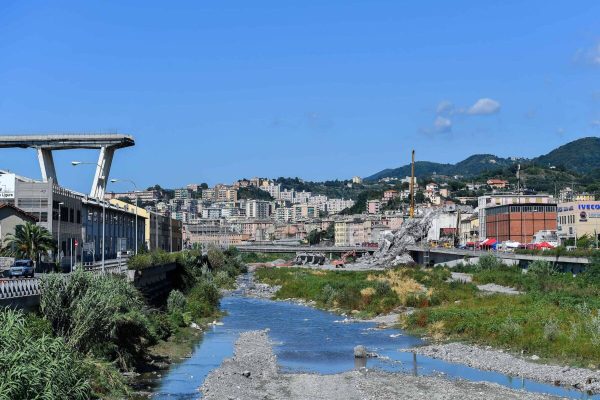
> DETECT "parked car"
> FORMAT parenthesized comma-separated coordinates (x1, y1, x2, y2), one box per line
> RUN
(9, 259, 35, 278)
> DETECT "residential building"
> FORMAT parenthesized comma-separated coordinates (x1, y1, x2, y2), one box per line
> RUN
(0, 203, 37, 242)
(487, 179, 509, 189)
(326, 198, 354, 214)
(557, 201, 600, 242)
(245, 200, 271, 219)
(275, 207, 293, 223)
(458, 214, 479, 245)
(201, 188, 216, 201)
(366, 200, 381, 215)
(184, 224, 248, 247)
(174, 188, 193, 200)
(295, 191, 312, 204)
(352, 176, 363, 184)
(308, 195, 328, 212)
(105, 189, 162, 204)
(280, 189, 295, 202)
(292, 203, 318, 221)
(383, 190, 399, 202)
(259, 183, 281, 200)
(216, 185, 238, 202)
(558, 187, 595, 203)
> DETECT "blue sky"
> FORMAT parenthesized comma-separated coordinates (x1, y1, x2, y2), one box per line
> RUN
(1, 1, 599, 192)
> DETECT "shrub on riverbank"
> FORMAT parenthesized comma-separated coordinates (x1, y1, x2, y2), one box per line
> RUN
(40, 270, 156, 370)
(402, 256, 600, 366)
(0, 308, 98, 399)
(128, 249, 179, 270)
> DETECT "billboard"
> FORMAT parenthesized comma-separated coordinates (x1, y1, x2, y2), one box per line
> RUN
(0, 173, 15, 199)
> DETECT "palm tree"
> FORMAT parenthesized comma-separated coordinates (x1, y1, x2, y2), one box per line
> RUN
(2, 222, 55, 266)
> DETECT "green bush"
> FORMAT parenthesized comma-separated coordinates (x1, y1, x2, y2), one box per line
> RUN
(476, 254, 504, 270)
(0, 308, 92, 400)
(40, 270, 153, 369)
(187, 280, 221, 320)
(528, 260, 557, 277)
(207, 245, 226, 270)
(167, 290, 187, 314)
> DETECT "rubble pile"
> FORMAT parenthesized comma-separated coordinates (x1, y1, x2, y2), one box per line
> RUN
(355, 210, 439, 268)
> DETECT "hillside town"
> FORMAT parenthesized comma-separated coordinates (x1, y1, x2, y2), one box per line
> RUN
(100, 170, 598, 253)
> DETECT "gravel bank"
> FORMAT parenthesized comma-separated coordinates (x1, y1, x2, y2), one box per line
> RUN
(449, 272, 523, 295)
(408, 342, 600, 393)
(225, 271, 281, 299)
(200, 330, 558, 400)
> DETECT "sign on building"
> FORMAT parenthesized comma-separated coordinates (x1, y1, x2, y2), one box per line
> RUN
(0, 173, 16, 199)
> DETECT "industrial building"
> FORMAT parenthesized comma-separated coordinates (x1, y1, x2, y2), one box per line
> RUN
(0, 171, 144, 262)
(557, 201, 600, 243)
(484, 203, 557, 244)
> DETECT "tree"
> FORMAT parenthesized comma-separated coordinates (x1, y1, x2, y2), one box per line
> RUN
(2, 222, 54, 266)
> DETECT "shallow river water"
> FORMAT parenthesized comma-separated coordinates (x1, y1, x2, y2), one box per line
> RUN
(153, 295, 599, 399)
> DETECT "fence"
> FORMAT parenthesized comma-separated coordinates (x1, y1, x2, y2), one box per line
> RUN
(0, 278, 41, 300)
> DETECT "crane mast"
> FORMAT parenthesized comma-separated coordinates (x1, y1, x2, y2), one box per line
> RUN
(409, 149, 415, 218)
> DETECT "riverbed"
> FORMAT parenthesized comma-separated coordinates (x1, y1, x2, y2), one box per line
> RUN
(152, 292, 599, 399)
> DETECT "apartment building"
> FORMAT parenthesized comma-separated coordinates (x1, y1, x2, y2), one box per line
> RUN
(366, 200, 381, 215)
(246, 200, 271, 219)
(326, 198, 354, 214)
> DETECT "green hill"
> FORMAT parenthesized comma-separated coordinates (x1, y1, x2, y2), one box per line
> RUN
(365, 137, 600, 182)
(365, 155, 514, 181)
(533, 137, 600, 171)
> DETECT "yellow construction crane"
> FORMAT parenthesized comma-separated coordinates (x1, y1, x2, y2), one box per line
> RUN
(409, 149, 415, 217)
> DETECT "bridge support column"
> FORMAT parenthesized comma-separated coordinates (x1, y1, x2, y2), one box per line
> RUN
(90, 146, 114, 199)
(37, 148, 58, 183)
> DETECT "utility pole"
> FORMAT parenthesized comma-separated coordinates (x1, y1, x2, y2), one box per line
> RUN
(409, 150, 415, 218)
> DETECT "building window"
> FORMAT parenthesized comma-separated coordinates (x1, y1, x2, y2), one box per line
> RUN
(77, 210, 81, 224)
(18, 198, 49, 208)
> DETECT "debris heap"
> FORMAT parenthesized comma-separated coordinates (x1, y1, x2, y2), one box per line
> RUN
(356, 210, 439, 268)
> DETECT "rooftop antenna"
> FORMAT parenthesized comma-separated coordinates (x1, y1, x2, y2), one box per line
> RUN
(410, 149, 415, 218)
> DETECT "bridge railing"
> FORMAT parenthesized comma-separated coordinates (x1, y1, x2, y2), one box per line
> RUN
(0, 278, 41, 300)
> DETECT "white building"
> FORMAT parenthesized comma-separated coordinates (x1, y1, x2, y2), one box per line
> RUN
(308, 195, 328, 212)
(246, 200, 271, 219)
(295, 191, 312, 204)
(326, 198, 355, 214)
(259, 183, 281, 200)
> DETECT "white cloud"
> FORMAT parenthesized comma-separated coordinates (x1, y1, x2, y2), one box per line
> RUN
(436, 100, 454, 115)
(434, 116, 452, 133)
(575, 42, 600, 66)
(466, 98, 501, 115)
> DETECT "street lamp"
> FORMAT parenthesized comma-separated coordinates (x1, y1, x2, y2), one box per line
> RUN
(72, 161, 107, 273)
(110, 178, 139, 255)
(57, 201, 64, 265)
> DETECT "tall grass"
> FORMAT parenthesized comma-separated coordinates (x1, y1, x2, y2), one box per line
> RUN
(40, 269, 155, 370)
(0, 308, 92, 400)
(256, 266, 477, 316)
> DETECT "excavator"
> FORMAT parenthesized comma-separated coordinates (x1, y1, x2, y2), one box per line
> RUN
(332, 250, 357, 268)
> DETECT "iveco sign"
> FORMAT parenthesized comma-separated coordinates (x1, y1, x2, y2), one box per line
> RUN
(0, 173, 15, 199)
(578, 204, 600, 210)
